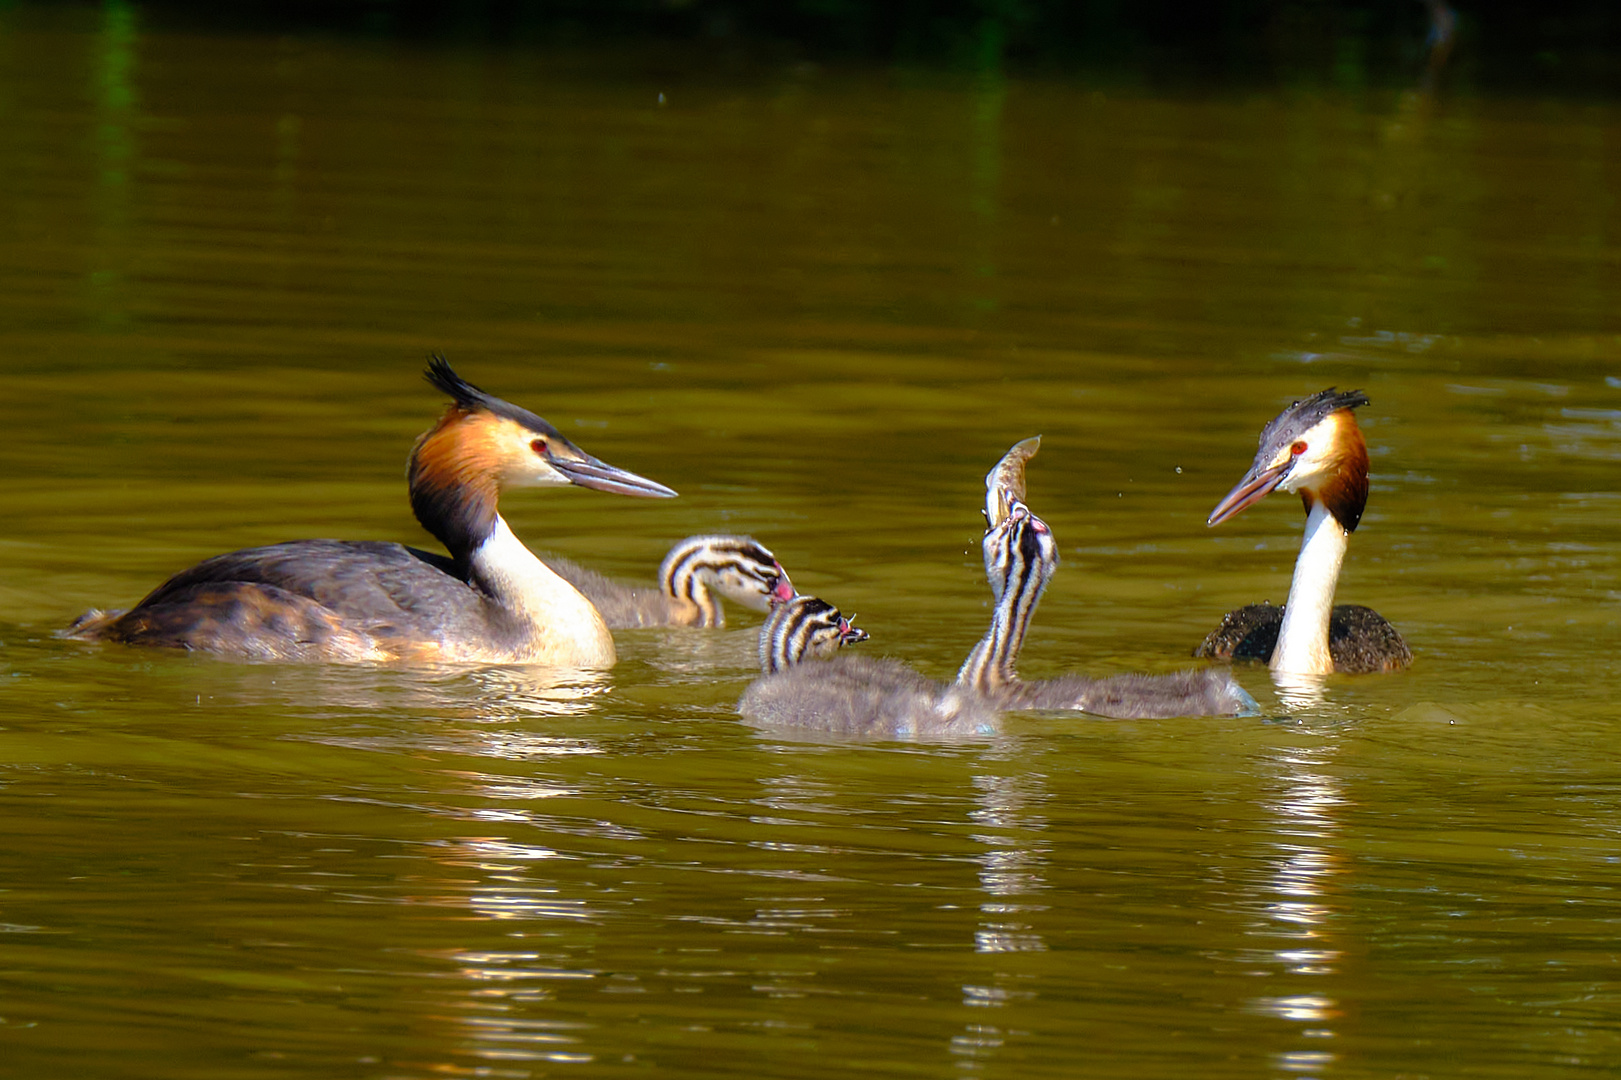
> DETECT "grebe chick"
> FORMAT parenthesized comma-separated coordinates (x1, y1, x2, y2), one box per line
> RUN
(737, 494, 1065, 739)
(741, 486, 1255, 738)
(1195, 388, 1412, 675)
(539, 536, 795, 629)
(757, 594, 871, 673)
(68, 357, 677, 666)
(968, 439, 1256, 719)
(963, 502, 1256, 721)
(739, 593, 1004, 739)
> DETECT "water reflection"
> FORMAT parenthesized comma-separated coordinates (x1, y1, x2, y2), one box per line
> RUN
(617, 627, 760, 682)
(1270, 669, 1331, 711)
(168, 655, 612, 720)
(425, 948, 598, 1066)
(1244, 742, 1349, 1076)
(383, 767, 615, 1070)
(954, 758, 1047, 1070)
(280, 665, 613, 764)
(5, 9, 1621, 1075)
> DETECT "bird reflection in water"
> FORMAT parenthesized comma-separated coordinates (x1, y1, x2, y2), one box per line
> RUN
(424, 944, 598, 1066)
(1271, 670, 1331, 711)
(391, 775, 614, 1068)
(266, 664, 614, 766)
(952, 761, 1049, 1070)
(1244, 743, 1349, 1073)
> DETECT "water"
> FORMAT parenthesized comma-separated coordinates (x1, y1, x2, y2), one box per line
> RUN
(3, 6, 1621, 1077)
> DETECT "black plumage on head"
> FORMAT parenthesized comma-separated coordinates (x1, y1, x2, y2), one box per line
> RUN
(423, 355, 565, 439)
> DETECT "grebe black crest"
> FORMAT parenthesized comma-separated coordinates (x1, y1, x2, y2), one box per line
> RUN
(740, 440, 1255, 738)
(1196, 388, 1412, 675)
(68, 357, 677, 666)
(539, 535, 795, 629)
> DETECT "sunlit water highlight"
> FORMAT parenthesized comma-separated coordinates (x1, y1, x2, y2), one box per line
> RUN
(2, 6, 1621, 1078)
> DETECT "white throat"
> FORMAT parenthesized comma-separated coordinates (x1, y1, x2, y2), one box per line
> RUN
(469, 516, 616, 667)
(1270, 500, 1348, 675)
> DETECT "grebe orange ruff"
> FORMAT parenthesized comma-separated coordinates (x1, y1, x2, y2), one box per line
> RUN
(68, 358, 677, 665)
(1195, 388, 1411, 676)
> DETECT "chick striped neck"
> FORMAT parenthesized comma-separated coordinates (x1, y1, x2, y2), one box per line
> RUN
(956, 518, 1055, 692)
(659, 535, 777, 627)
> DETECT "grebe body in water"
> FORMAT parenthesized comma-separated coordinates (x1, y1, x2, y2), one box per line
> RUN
(1195, 388, 1411, 675)
(69, 358, 677, 665)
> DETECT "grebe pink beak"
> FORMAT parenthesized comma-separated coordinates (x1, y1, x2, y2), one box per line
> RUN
(544, 448, 678, 499)
(1206, 388, 1371, 529)
(769, 565, 796, 604)
(1207, 458, 1292, 527)
(996, 497, 1036, 532)
(837, 615, 870, 646)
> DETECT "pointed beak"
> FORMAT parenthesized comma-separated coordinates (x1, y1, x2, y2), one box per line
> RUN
(549, 451, 678, 499)
(1207, 460, 1291, 527)
(837, 616, 870, 646)
(984, 435, 1041, 528)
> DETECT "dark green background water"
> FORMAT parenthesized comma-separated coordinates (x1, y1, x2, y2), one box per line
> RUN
(2, 6, 1620, 1077)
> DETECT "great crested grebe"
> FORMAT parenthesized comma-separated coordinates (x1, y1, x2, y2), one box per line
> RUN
(68, 358, 677, 665)
(539, 536, 795, 629)
(739, 441, 1254, 737)
(1195, 388, 1412, 676)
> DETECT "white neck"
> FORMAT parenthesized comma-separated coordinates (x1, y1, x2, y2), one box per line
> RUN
(468, 516, 616, 667)
(1270, 500, 1347, 676)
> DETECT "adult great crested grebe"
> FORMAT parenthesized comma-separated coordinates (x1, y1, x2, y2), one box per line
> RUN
(540, 535, 795, 629)
(68, 358, 677, 666)
(740, 441, 1255, 738)
(1195, 388, 1412, 675)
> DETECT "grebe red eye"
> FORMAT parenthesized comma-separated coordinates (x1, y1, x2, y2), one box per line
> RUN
(531, 438, 549, 455)
(1291, 441, 1307, 456)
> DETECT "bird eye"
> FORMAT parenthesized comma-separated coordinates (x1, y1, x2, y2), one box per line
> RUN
(1290, 441, 1307, 456)
(531, 438, 549, 456)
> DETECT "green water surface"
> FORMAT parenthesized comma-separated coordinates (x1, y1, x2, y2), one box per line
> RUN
(2, 7, 1620, 1078)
